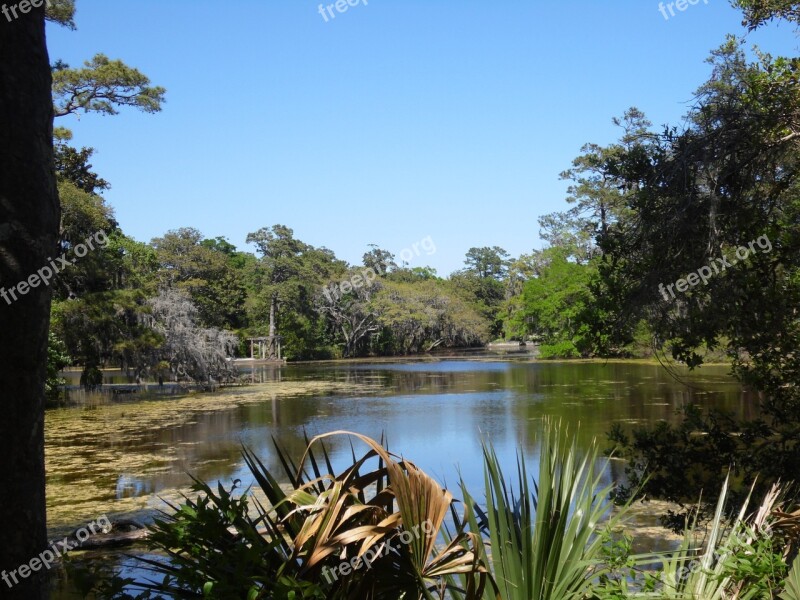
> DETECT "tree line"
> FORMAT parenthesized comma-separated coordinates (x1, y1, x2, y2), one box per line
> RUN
(509, 1, 800, 523)
(40, 0, 800, 522)
(51, 162, 522, 392)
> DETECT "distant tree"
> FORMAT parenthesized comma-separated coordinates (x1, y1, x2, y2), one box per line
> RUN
(362, 244, 396, 275)
(450, 246, 510, 338)
(387, 265, 439, 283)
(316, 270, 383, 357)
(141, 289, 238, 384)
(533, 109, 661, 355)
(537, 211, 595, 262)
(548, 108, 648, 260)
(519, 248, 596, 357)
(152, 229, 250, 329)
(409, 266, 438, 280)
(372, 280, 489, 354)
(281, 246, 346, 359)
(247, 225, 344, 359)
(463, 246, 510, 280)
(247, 225, 308, 359)
(201, 236, 238, 255)
(500, 253, 543, 340)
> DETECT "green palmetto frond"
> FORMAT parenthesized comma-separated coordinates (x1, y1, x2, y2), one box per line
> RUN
(459, 418, 628, 600)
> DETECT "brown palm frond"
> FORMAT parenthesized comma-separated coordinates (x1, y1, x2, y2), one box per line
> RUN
(298, 431, 491, 598)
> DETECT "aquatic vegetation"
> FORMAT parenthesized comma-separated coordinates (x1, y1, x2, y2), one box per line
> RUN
(45, 380, 378, 530)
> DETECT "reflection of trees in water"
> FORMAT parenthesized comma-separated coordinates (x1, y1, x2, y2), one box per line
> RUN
(509, 364, 757, 456)
(142, 361, 754, 491)
(51, 361, 752, 528)
(248, 361, 520, 395)
(240, 364, 284, 384)
(93, 392, 358, 498)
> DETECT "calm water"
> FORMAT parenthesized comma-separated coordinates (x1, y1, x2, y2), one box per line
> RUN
(47, 356, 757, 596)
(47, 355, 754, 535)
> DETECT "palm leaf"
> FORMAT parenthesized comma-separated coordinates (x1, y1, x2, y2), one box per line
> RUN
(468, 418, 626, 600)
(781, 555, 800, 600)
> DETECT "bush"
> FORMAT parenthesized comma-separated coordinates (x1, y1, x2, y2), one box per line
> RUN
(538, 340, 581, 358)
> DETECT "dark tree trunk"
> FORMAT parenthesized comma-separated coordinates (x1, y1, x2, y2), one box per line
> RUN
(0, 7, 59, 599)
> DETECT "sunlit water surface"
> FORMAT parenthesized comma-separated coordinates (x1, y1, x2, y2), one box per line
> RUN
(47, 355, 754, 596)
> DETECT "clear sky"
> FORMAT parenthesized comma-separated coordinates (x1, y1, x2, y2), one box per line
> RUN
(46, 0, 798, 276)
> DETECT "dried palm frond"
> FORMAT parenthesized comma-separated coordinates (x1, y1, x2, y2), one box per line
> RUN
(289, 431, 491, 599)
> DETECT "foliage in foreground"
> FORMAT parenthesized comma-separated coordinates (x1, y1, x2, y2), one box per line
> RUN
(457, 423, 626, 600)
(593, 476, 800, 599)
(69, 422, 800, 599)
(137, 431, 491, 599)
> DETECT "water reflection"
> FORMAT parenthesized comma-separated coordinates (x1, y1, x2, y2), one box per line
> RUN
(47, 357, 753, 536)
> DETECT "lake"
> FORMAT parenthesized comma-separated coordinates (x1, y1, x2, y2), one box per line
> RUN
(48, 355, 758, 596)
(47, 355, 754, 537)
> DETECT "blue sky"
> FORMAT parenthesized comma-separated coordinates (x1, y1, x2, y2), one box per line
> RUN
(47, 0, 798, 276)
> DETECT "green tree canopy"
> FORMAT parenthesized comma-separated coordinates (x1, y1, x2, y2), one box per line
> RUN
(52, 53, 165, 118)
